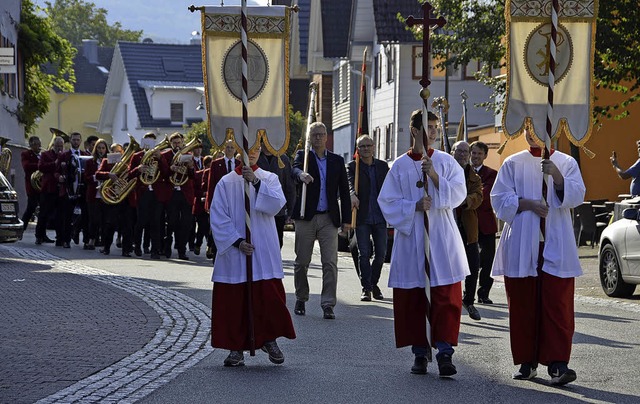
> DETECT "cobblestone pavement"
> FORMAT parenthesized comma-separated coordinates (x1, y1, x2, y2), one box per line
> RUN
(0, 245, 213, 404)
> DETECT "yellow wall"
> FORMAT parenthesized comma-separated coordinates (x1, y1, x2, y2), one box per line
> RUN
(35, 90, 111, 147)
(479, 87, 640, 203)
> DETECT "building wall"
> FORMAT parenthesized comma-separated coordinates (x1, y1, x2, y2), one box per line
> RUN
(0, 0, 24, 145)
(35, 91, 106, 147)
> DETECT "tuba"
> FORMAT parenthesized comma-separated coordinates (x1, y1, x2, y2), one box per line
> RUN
(100, 135, 140, 204)
(170, 137, 202, 186)
(139, 135, 170, 186)
(0, 137, 12, 177)
(30, 128, 70, 192)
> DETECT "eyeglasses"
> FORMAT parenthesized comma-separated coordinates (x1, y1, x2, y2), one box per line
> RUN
(358, 144, 373, 148)
(310, 132, 326, 138)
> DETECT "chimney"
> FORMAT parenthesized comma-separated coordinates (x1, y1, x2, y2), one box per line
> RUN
(82, 39, 99, 64)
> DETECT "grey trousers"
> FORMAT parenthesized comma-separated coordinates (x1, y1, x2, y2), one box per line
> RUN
(293, 213, 339, 308)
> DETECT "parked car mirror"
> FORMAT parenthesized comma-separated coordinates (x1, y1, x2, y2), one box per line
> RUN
(622, 208, 639, 221)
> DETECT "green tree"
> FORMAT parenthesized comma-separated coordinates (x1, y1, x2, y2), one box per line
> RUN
(44, 0, 143, 47)
(14, 0, 76, 135)
(403, 0, 640, 120)
(184, 120, 213, 154)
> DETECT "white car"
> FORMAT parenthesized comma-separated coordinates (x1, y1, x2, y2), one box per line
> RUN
(599, 208, 640, 297)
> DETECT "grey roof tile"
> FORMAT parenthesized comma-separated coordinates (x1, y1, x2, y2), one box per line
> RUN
(46, 46, 114, 94)
(321, 0, 353, 58)
(373, 0, 421, 43)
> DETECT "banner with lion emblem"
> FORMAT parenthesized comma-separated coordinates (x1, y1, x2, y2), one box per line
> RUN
(201, 5, 290, 155)
(503, 0, 598, 146)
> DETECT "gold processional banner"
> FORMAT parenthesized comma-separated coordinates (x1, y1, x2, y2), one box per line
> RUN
(201, 5, 290, 155)
(503, 0, 598, 147)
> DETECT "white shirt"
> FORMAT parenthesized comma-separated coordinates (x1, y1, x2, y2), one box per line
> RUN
(490, 150, 585, 278)
(378, 151, 470, 288)
(210, 168, 286, 284)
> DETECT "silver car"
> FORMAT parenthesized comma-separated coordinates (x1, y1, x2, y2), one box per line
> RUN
(599, 208, 640, 297)
(0, 171, 24, 242)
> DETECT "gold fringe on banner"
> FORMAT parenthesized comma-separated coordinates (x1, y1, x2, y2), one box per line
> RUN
(581, 146, 596, 159)
(496, 138, 509, 155)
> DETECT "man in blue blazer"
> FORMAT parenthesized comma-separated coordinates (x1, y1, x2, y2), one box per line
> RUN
(292, 122, 352, 319)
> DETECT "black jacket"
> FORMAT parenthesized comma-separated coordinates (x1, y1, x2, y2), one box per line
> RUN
(347, 158, 389, 224)
(257, 152, 296, 217)
(292, 149, 351, 228)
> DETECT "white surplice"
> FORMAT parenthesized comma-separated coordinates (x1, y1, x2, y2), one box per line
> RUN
(210, 168, 286, 284)
(378, 151, 470, 288)
(490, 150, 585, 278)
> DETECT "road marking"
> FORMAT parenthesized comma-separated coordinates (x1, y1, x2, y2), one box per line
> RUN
(1, 246, 213, 403)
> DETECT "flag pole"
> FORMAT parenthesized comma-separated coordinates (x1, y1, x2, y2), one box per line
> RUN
(460, 90, 468, 142)
(351, 47, 368, 228)
(240, 0, 255, 357)
(299, 82, 318, 219)
(406, 2, 446, 363)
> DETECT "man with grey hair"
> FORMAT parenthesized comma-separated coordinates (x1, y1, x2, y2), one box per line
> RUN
(451, 141, 483, 321)
(348, 134, 389, 301)
(291, 122, 352, 319)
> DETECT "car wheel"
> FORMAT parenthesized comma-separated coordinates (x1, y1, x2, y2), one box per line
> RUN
(599, 244, 637, 298)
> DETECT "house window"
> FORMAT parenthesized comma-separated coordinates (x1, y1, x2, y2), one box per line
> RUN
(340, 63, 349, 102)
(385, 123, 393, 160)
(385, 46, 395, 83)
(333, 66, 340, 104)
(170, 102, 184, 123)
(373, 52, 382, 89)
(374, 126, 381, 159)
(0, 36, 18, 98)
(122, 104, 128, 130)
(465, 59, 481, 80)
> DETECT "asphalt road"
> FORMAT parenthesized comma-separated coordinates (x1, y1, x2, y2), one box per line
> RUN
(2, 228, 639, 403)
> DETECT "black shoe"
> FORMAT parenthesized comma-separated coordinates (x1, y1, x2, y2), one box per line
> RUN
(411, 356, 428, 375)
(478, 297, 493, 304)
(164, 244, 172, 258)
(513, 363, 538, 380)
(360, 290, 372, 302)
(35, 238, 43, 245)
(42, 236, 55, 243)
(150, 252, 160, 259)
(116, 236, 122, 249)
(206, 246, 214, 259)
(63, 242, 71, 248)
(83, 244, 95, 250)
(261, 340, 285, 364)
(122, 251, 132, 257)
(549, 362, 577, 386)
(194, 245, 201, 256)
(72, 233, 80, 245)
(55, 240, 64, 247)
(134, 246, 142, 257)
(178, 253, 189, 261)
(322, 306, 335, 320)
(100, 248, 110, 255)
(462, 302, 481, 321)
(372, 286, 384, 300)
(144, 247, 151, 254)
(294, 300, 305, 316)
(223, 351, 245, 367)
(436, 353, 457, 377)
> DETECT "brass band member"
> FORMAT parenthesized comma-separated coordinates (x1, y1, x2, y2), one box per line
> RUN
(35, 137, 65, 245)
(83, 139, 109, 250)
(21, 136, 42, 230)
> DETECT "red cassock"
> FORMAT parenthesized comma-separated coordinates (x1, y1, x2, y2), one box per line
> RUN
(211, 279, 296, 351)
(21, 149, 40, 197)
(392, 284, 462, 348)
(504, 273, 575, 366)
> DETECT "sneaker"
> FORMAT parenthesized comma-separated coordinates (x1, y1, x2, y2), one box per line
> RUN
(513, 363, 538, 380)
(360, 290, 372, 302)
(294, 300, 305, 316)
(463, 302, 481, 321)
(223, 351, 245, 367)
(261, 340, 285, 364)
(549, 362, 577, 386)
(478, 297, 493, 304)
(372, 286, 384, 300)
(436, 353, 457, 377)
(322, 306, 335, 319)
(411, 356, 428, 375)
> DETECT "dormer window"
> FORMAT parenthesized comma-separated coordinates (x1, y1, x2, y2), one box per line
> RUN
(171, 102, 184, 123)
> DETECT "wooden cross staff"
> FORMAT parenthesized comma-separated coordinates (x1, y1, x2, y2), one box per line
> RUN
(405, 1, 446, 363)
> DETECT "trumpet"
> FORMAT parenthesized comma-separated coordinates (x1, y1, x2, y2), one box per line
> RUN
(139, 135, 170, 186)
(100, 135, 140, 204)
(170, 137, 202, 186)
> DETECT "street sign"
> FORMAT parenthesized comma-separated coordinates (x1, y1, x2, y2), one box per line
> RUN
(0, 47, 16, 74)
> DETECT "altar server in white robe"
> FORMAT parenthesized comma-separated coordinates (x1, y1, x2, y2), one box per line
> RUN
(378, 109, 469, 377)
(210, 146, 296, 368)
(491, 128, 585, 385)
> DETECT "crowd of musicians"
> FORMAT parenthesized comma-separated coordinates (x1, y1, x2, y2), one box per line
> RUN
(20, 130, 252, 261)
